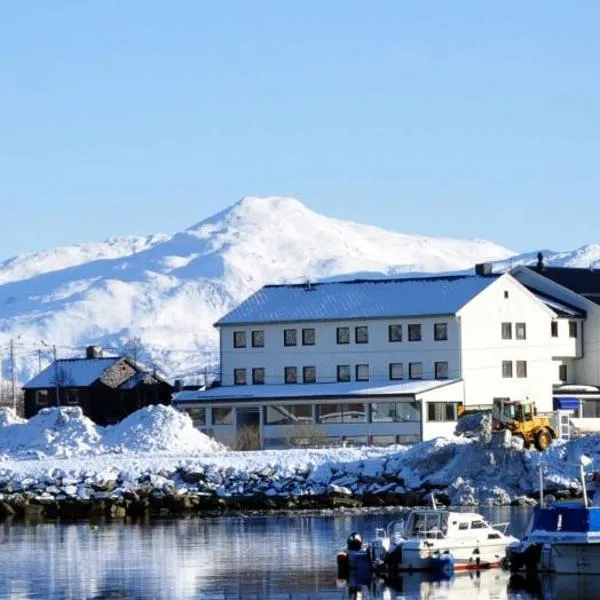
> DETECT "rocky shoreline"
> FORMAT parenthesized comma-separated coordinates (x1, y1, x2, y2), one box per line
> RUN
(0, 456, 581, 522)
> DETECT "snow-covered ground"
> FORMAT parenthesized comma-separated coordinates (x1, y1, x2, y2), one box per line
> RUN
(0, 405, 597, 507)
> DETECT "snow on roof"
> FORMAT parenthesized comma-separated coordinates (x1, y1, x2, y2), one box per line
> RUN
(526, 288, 586, 317)
(216, 275, 498, 325)
(173, 379, 461, 403)
(23, 357, 122, 389)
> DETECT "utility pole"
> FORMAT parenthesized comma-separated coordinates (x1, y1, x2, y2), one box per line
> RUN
(52, 345, 60, 408)
(9, 338, 16, 412)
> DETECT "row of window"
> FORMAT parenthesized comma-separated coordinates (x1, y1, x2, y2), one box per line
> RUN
(500, 320, 579, 340)
(232, 322, 449, 348)
(501, 360, 528, 378)
(233, 361, 451, 385)
(185, 401, 460, 426)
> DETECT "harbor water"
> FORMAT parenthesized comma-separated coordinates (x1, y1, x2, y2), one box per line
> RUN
(0, 506, 592, 599)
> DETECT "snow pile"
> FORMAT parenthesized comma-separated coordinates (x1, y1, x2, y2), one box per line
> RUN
(0, 407, 101, 459)
(454, 411, 492, 440)
(0, 408, 26, 427)
(102, 405, 225, 454)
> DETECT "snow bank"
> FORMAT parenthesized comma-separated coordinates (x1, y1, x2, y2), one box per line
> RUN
(0, 405, 225, 460)
(102, 405, 225, 454)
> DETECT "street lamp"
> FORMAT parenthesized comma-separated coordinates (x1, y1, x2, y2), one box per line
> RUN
(41, 341, 60, 408)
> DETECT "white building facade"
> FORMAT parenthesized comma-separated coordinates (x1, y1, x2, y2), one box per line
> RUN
(174, 270, 586, 448)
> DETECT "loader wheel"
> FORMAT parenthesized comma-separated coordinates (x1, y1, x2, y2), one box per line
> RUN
(534, 429, 552, 451)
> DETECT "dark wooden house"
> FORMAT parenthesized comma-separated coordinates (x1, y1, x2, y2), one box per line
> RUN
(23, 345, 173, 425)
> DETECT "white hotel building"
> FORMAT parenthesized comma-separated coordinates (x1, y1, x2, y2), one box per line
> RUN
(174, 264, 589, 449)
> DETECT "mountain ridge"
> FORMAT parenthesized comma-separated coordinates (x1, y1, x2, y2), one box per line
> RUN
(0, 196, 596, 384)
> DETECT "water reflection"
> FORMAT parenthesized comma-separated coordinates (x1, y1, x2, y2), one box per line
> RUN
(0, 508, 586, 599)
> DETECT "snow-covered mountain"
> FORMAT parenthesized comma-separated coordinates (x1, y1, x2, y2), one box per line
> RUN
(0, 196, 523, 383)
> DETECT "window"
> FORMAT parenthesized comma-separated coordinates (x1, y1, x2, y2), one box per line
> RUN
(559, 364, 567, 382)
(569, 321, 578, 338)
(515, 322, 526, 340)
(389, 324, 402, 342)
(370, 402, 421, 423)
(502, 361, 513, 378)
(355, 364, 369, 381)
(516, 360, 528, 378)
(233, 330, 246, 348)
(64, 389, 79, 405)
(389, 362, 403, 380)
(316, 403, 366, 423)
(234, 368, 247, 385)
(504, 290, 509, 299)
(435, 361, 449, 379)
(185, 407, 206, 427)
(427, 402, 460, 422)
(337, 365, 351, 382)
(371, 402, 395, 422)
(336, 326, 350, 344)
(303, 365, 316, 383)
(251, 330, 264, 348)
(284, 329, 297, 346)
(213, 407, 233, 425)
(501, 322, 512, 340)
(355, 326, 369, 344)
(302, 328, 315, 346)
(434, 323, 448, 341)
(409, 362, 423, 380)
(408, 324, 422, 341)
(551, 321, 558, 337)
(252, 367, 265, 385)
(264, 404, 313, 425)
(35, 390, 49, 405)
(284, 366, 298, 384)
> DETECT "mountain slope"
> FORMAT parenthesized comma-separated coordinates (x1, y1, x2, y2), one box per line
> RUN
(0, 196, 516, 383)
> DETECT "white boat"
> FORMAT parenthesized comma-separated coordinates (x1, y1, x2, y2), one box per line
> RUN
(507, 455, 600, 575)
(380, 507, 517, 574)
(337, 501, 517, 577)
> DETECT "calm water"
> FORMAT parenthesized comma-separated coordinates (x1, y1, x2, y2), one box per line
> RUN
(0, 507, 594, 599)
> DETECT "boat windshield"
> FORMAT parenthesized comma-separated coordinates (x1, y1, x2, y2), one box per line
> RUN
(408, 512, 447, 538)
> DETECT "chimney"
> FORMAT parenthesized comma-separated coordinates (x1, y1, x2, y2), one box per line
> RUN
(174, 379, 182, 391)
(536, 252, 545, 273)
(86, 345, 103, 359)
(475, 263, 493, 276)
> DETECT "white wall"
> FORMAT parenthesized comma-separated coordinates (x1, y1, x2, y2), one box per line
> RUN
(511, 267, 600, 387)
(458, 274, 556, 412)
(418, 381, 465, 440)
(219, 316, 461, 387)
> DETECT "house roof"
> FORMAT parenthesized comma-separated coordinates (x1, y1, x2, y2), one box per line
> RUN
(527, 266, 600, 305)
(526, 287, 586, 317)
(172, 379, 461, 403)
(23, 357, 122, 389)
(215, 275, 499, 326)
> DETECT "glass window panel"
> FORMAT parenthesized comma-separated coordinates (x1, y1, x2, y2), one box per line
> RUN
(337, 327, 350, 344)
(356, 364, 369, 381)
(302, 328, 315, 346)
(342, 403, 367, 423)
(251, 330, 264, 347)
(234, 368, 247, 385)
(337, 365, 351, 382)
(409, 362, 423, 380)
(516, 322, 527, 340)
(501, 322, 512, 340)
(389, 362, 403, 380)
(371, 402, 395, 422)
(434, 323, 448, 341)
(389, 324, 402, 342)
(395, 401, 421, 422)
(303, 365, 316, 383)
(213, 407, 233, 425)
(502, 361, 513, 378)
(408, 324, 421, 341)
(355, 326, 369, 344)
(435, 361, 449, 379)
(185, 407, 206, 426)
(233, 331, 246, 348)
(284, 329, 297, 346)
(284, 366, 297, 383)
(317, 404, 342, 423)
(516, 360, 528, 378)
(264, 404, 313, 425)
(252, 367, 265, 384)
(569, 321, 578, 338)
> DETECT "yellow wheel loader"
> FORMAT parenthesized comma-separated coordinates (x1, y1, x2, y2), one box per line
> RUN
(491, 398, 556, 451)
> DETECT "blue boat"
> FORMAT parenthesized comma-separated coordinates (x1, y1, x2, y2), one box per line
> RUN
(507, 457, 600, 575)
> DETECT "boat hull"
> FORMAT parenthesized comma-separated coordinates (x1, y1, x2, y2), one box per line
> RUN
(513, 542, 600, 575)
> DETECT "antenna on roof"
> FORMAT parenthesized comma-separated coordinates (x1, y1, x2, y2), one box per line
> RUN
(536, 252, 544, 273)
(305, 279, 314, 291)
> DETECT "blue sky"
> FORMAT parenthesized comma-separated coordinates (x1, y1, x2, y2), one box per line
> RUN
(1, 1, 599, 259)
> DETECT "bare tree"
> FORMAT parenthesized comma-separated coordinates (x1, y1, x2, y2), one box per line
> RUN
(282, 423, 326, 448)
(235, 425, 261, 451)
(121, 336, 149, 365)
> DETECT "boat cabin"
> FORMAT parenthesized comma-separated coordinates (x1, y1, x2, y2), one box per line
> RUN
(403, 510, 504, 540)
